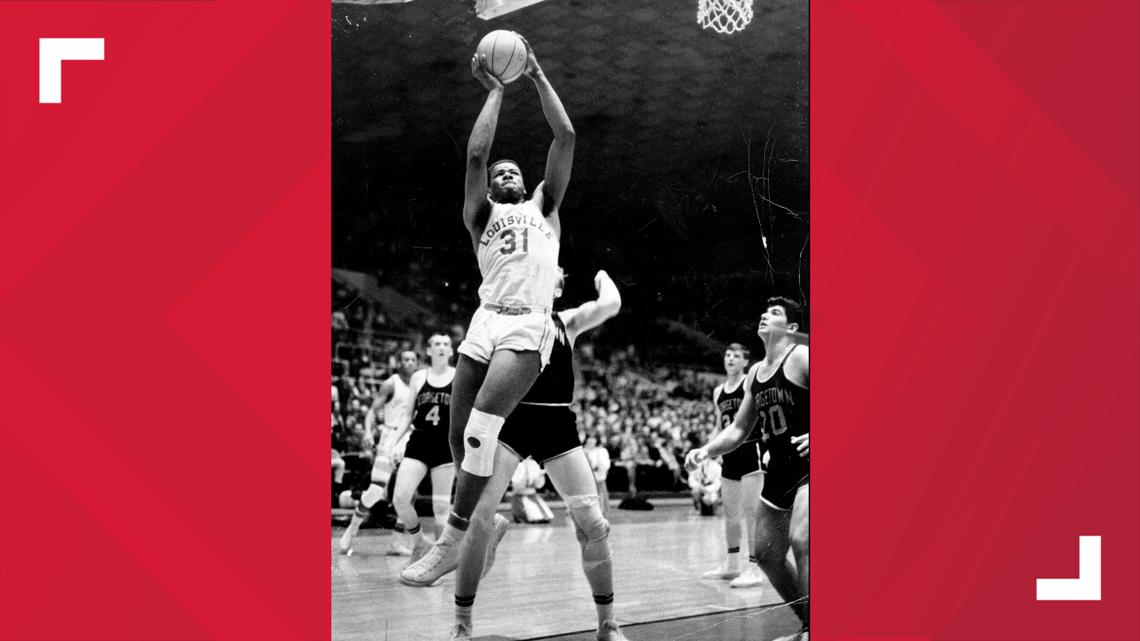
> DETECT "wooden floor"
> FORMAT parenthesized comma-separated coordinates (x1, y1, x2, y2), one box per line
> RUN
(332, 505, 800, 641)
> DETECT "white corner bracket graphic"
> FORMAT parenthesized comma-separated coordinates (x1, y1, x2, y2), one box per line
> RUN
(1036, 535, 1101, 601)
(39, 38, 104, 104)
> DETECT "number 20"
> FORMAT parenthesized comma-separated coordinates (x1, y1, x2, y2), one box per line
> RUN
(760, 405, 788, 436)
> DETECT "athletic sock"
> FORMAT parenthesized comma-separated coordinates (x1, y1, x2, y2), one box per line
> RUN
(404, 523, 421, 548)
(455, 594, 475, 628)
(593, 593, 614, 629)
(441, 514, 469, 544)
(727, 547, 741, 572)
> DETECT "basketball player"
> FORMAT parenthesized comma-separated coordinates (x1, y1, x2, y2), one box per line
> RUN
(704, 343, 766, 589)
(384, 333, 458, 563)
(401, 37, 575, 586)
(685, 297, 809, 633)
(447, 269, 629, 641)
(338, 350, 418, 554)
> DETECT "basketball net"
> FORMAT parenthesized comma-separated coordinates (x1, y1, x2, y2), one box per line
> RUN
(697, 0, 754, 35)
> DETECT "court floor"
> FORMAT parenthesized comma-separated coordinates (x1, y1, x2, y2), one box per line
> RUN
(332, 505, 802, 640)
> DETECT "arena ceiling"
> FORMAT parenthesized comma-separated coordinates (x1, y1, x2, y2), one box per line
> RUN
(332, 0, 809, 344)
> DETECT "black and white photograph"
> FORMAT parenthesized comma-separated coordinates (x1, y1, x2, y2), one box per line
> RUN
(330, 1, 809, 639)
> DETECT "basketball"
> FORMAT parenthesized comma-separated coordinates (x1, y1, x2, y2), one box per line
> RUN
(475, 30, 528, 84)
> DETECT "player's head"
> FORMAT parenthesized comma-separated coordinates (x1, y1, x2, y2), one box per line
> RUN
(584, 433, 597, 448)
(398, 350, 419, 376)
(723, 342, 750, 375)
(553, 267, 566, 300)
(426, 332, 453, 366)
(488, 159, 526, 204)
(757, 296, 803, 340)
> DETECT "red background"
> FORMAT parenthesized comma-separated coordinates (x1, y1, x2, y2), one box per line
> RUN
(1, 1, 1136, 640)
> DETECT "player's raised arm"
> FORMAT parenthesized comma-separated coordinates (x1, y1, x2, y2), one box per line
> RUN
(463, 54, 505, 237)
(519, 37, 575, 217)
(561, 270, 621, 344)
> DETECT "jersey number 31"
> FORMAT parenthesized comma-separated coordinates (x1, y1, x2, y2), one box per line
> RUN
(499, 228, 529, 255)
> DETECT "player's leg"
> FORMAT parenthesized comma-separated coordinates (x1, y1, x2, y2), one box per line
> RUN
(390, 457, 429, 554)
(789, 483, 809, 624)
(707, 477, 743, 579)
(452, 349, 541, 521)
(337, 452, 393, 554)
(754, 500, 805, 625)
(451, 445, 518, 639)
(429, 463, 456, 541)
(403, 351, 539, 585)
(545, 449, 628, 641)
(730, 470, 766, 588)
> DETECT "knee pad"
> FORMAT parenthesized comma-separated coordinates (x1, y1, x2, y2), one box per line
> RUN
(460, 410, 505, 477)
(360, 482, 387, 509)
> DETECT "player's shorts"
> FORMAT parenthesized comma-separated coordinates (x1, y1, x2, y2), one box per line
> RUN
(402, 428, 454, 470)
(760, 451, 808, 511)
(497, 403, 580, 465)
(720, 441, 762, 481)
(457, 305, 555, 369)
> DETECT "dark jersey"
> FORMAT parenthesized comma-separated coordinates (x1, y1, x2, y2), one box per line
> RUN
(713, 378, 759, 445)
(411, 376, 452, 435)
(521, 313, 573, 405)
(750, 346, 808, 459)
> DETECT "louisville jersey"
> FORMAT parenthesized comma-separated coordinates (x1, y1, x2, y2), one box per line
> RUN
(411, 376, 452, 435)
(475, 200, 560, 309)
(382, 374, 413, 428)
(749, 346, 808, 458)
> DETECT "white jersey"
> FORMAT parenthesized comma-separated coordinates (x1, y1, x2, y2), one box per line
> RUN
(476, 200, 560, 309)
(383, 374, 413, 428)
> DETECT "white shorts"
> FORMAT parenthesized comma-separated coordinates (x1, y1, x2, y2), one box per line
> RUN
(457, 306, 555, 369)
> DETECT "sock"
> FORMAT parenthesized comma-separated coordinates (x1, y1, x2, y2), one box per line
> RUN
(593, 593, 614, 629)
(441, 513, 469, 544)
(727, 547, 741, 571)
(455, 594, 475, 628)
(404, 523, 421, 547)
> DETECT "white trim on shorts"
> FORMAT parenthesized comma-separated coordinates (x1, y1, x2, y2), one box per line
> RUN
(760, 496, 792, 512)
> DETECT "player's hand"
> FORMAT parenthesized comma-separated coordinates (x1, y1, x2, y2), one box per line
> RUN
(471, 53, 503, 92)
(791, 434, 809, 458)
(684, 448, 708, 472)
(519, 35, 541, 78)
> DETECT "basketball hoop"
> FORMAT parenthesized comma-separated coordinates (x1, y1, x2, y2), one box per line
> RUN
(697, 0, 754, 35)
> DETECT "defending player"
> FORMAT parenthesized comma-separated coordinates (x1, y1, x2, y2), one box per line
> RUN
(401, 36, 575, 586)
(385, 333, 457, 563)
(446, 270, 628, 641)
(704, 343, 766, 588)
(685, 297, 809, 632)
(337, 349, 418, 554)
